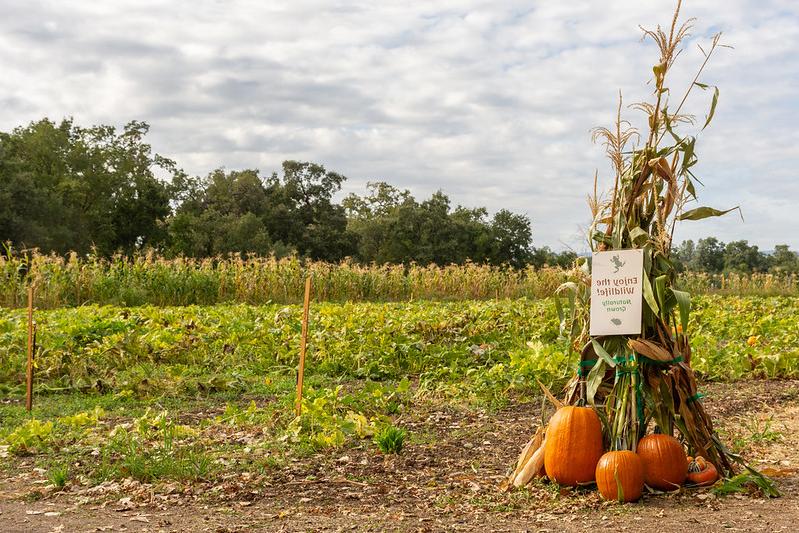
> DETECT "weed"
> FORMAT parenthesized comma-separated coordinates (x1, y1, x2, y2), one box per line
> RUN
(374, 425, 406, 454)
(732, 416, 783, 452)
(47, 464, 69, 489)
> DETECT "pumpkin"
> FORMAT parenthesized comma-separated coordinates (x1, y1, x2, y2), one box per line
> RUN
(544, 406, 604, 486)
(686, 456, 719, 486)
(636, 434, 688, 490)
(595, 451, 644, 502)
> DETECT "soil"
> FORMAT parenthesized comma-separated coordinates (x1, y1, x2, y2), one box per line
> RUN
(1, 379, 798, 532)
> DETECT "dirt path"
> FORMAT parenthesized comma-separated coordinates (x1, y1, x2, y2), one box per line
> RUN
(1, 380, 798, 532)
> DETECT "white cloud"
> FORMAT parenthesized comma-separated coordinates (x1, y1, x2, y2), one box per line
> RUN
(1, 0, 797, 251)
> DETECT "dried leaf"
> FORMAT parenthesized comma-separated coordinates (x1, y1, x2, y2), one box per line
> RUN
(628, 338, 674, 362)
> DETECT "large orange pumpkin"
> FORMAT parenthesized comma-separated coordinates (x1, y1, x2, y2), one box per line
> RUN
(595, 450, 644, 502)
(544, 406, 604, 486)
(636, 434, 688, 490)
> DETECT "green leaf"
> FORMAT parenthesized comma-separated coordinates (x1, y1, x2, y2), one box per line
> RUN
(694, 82, 720, 130)
(614, 465, 625, 502)
(661, 106, 682, 144)
(654, 275, 668, 318)
(669, 289, 691, 333)
(586, 359, 606, 406)
(684, 176, 697, 199)
(591, 339, 617, 368)
(678, 206, 741, 221)
(642, 274, 660, 315)
(554, 296, 565, 333)
(712, 467, 781, 498)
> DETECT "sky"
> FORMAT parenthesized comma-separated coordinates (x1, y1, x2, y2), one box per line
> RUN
(1, 1, 798, 252)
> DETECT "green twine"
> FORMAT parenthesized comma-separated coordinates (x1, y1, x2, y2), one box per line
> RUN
(686, 392, 705, 404)
(578, 358, 598, 377)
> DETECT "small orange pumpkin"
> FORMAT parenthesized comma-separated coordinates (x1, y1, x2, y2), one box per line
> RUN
(636, 434, 688, 490)
(686, 456, 719, 486)
(544, 406, 604, 486)
(595, 451, 644, 502)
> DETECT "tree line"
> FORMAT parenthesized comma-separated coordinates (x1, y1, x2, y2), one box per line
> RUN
(673, 238, 799, 275)
(1, 118, 575, 268)
(2, 118, 797, 273)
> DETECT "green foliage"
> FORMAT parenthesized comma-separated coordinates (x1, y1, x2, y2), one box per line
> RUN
(712, 467, 781, 498)
(0, 116, 542, 266)
(374, 425, 407, 454)
(97, 409, 210, 483)
(0, 249, 581, 308)
(1, 250, 795, 310)
(674, 239, 798, 275)
(0, 297, 797, 399)
(689, 296, 799, 379)
(216, 400, 264, 426)
(0, 119, 176, 255)
(730, 416, 783, 453)
(4, 419, 54, 453)
(47, 464, 69, 489)
(344, 182, 536, 267)
(286, 382, 410, 449)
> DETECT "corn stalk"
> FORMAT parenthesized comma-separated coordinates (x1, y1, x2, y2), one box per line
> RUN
(557, 1, 746, 477)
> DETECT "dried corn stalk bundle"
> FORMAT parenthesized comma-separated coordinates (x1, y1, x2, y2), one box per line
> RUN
(555, 1, 743, 477)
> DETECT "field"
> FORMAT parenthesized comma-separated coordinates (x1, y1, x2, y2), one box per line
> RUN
(1, 296, 798, 531)
(1, 253, 797, 310)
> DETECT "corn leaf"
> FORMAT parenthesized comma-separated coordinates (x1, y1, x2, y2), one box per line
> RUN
(629, 227, 649, 247)
(592, 339, 617, 367)
(654, 275, 668, 318)
(694, 82, 720, 130)
(642, 274, 660, 315)
(586, 359, 607, 406)
(669, 288, 691, 333)
(678, 206, 740, 221)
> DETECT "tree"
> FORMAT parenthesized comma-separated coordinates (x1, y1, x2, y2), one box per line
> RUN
(0, 118, 176, 254)
(672, 239, 695, 272)
(691, 237, 725, 273)
(770, 245, 799, 274)
(168, 169, 275, 257)
(723, 240, 767, 274)
(489, 209, 533, 267)
(529, 246, 578, 268)
(269, 161, 355, 261)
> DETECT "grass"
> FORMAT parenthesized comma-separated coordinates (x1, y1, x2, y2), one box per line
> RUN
(374, 425, 406, 454)
(47, 464, 69, 488)
(731, 416, 784, 453)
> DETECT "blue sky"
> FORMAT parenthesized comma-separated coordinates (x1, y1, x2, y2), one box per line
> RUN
(1, 1, 797, 252)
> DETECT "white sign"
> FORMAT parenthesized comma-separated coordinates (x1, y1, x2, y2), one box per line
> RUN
(589, 249, 644, 336)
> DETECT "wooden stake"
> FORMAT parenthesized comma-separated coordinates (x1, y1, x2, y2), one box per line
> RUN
(25, 285, 34, 412)
(295, 276, 312, 417)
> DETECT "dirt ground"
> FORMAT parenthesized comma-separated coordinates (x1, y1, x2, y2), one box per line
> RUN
(2, 379, 798, 532)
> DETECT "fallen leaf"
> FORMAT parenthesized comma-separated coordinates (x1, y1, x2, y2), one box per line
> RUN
(759, 467, 797, 478)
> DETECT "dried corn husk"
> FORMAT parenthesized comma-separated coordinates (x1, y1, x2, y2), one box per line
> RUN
(513, 437, 547, 487)
(509, 427, 544, 483)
